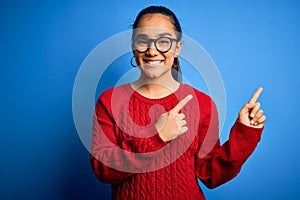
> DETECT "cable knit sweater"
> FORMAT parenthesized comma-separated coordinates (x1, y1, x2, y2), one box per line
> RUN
(90, 83, 263, 200)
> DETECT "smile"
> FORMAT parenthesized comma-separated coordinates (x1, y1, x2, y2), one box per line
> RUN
(144, 60, 163, 65)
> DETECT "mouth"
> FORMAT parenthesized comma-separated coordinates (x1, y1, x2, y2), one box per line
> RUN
(143, 60, 163, 66)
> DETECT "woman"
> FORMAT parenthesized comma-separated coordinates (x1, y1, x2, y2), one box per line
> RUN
(90, 5, 266, 200)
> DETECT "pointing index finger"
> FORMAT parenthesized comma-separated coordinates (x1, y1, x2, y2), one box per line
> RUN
(249, 87, 263, 104)
(172, 94, 193, 113)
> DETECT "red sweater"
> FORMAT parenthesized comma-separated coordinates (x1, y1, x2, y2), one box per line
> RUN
(90, 83, 263, 200)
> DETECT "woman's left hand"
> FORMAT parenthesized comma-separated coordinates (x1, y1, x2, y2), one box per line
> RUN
(238, 87, 267, 128)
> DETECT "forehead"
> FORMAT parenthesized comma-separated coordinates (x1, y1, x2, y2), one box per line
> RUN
(134, 14, 177, 38)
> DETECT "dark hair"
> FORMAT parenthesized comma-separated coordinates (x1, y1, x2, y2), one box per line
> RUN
(132, 6, 182, 82)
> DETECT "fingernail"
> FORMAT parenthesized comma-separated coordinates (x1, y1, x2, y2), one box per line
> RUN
(250, 113, 254, 118)
(251, 120, 254, 124)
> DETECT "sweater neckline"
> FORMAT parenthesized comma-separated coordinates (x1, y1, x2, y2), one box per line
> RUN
(124, 83, 184, 104)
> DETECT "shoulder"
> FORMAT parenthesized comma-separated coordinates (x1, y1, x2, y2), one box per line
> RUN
(97, 84, 130, 103)
(95, 84, 131, 116)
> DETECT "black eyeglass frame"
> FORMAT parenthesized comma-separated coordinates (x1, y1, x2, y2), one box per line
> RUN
(133, 37, 179, 53)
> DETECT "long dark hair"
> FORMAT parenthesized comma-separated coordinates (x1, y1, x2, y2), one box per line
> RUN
(132, 6, 182, 82)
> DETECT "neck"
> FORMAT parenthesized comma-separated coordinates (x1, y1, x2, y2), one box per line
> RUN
(131, 72, 180, 99)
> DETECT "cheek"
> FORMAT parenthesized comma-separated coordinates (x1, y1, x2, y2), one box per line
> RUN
(134, 52, 143, 63)
(164, 54, 175, 65)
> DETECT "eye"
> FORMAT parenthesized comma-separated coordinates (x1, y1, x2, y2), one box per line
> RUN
(158, 38, 170, 46)
(135, 38, 148, 46)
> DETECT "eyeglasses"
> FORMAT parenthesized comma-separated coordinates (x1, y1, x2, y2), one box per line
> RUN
(133, 37, 178, 53)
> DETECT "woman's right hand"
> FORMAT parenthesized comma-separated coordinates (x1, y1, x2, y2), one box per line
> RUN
(155, 95, 193, 142)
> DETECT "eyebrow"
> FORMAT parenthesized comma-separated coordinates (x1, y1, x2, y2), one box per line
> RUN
(135, 32, 173, 38)
(159, 33, 172, 37)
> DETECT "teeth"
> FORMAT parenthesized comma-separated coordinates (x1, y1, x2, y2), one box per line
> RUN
(146, 60, 161, 65)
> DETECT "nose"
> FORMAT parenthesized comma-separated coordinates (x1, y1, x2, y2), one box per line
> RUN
(146, 41, 158, 56)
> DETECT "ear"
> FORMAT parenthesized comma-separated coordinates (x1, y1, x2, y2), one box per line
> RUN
(174, 41, 182, 58)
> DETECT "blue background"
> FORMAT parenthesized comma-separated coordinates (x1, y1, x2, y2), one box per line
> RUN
(1, 0, 300, 199)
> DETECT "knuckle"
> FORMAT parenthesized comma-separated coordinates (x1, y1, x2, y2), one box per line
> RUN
(258, 115, 266, 122)
(249, 102, 255, 106)
(168, 110, 175, 115)
(169, 112, 176, 118)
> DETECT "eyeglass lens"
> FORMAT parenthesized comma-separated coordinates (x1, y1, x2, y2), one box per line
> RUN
(134, 37, 175, 53)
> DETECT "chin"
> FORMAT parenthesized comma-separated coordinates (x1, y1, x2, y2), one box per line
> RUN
(144, 72, 162, 79)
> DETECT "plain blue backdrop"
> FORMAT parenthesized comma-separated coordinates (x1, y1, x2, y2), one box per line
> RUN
(1, 0, 300, 199)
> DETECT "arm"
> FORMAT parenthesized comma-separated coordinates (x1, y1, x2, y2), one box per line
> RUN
(195, 94, 264, 189)
(90, 93, 167, 184)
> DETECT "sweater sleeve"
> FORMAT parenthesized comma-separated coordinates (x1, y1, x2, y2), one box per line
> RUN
(194, 95, 263, 189)
(90, 92, 167, 184)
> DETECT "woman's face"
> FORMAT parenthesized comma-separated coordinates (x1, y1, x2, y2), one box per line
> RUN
(132, 14, 182, 80)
